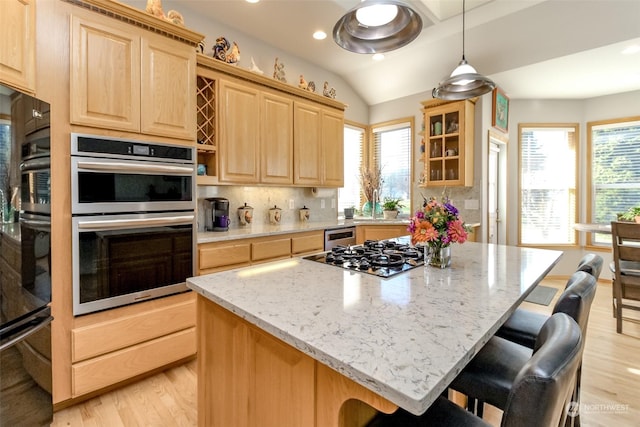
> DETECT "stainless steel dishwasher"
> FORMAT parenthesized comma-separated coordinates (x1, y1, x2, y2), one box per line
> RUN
(324, 226, 356, 250)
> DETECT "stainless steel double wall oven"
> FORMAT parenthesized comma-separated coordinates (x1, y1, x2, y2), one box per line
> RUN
(70, 134, 196, 316)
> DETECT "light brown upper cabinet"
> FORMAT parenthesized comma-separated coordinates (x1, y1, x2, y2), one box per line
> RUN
(421, 98, 475, 187)
(0, 0, 35, 93)
(217, 78, 294, 184)
(260, 91, 294, 184)
(294, 101, 344, 187)
(196, 54, 345, 187)
(70, 15, 195, 140)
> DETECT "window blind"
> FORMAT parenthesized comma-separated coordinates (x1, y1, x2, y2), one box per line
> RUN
(338, 125, 364, 212)
(520, 126, 577, 245)
(372, 122, 411, 214)
(589, 119, 640, 245)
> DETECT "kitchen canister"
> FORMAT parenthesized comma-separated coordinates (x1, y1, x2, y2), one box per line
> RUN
(268, 205, 282, 225)
(299, 206, 310, 222)
(237, 203, 253, 226)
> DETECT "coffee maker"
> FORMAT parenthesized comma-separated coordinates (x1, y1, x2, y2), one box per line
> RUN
(205, 197, 230, 231)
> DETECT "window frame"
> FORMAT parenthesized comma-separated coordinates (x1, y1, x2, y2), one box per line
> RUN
(518, 122, 579, 249)
(586, 115, 640, 248)
(369, 117, 414, 217)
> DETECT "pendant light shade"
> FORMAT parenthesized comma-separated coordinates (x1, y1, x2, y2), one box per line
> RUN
(333, 0, 423, 54)
(432, 0, 495, 100)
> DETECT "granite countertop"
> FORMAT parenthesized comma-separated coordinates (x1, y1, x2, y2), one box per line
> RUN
(197, 218, 410, 243)
(187, 242, 562, 415)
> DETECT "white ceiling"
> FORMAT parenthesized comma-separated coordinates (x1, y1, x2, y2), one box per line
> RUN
(175, 0, 640, 105)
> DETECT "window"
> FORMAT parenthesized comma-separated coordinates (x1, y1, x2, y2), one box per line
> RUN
(338, 123, 365, 212)
(588, 117, 640, 246)
(338, 119, 413, 216)
(371, 119, 413, 215)
(519, 124, 578, 246)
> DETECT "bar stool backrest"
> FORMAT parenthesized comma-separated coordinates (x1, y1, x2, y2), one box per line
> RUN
(502, 313, 583, 427)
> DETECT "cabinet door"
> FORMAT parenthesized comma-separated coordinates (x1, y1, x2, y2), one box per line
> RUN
(423, 99, 474, 187)
(141, 35, 196, 140)
(218, 79, 260, 183)
(0, 0, 35, 93)
(294, 102, 322, 185)
(322, 108, 344, 186)
(70, 16, 140, 132)
(261, 91, 293, 184)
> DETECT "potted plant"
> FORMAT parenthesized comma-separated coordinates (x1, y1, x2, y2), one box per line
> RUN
(343, 206, 356, 219)
(619, 206, 640, 223)
(382, 197, 404, 220)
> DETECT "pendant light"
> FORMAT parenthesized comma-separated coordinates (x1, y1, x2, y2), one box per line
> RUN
(432, 0, 495, 100)
(333, 0, 422, 54)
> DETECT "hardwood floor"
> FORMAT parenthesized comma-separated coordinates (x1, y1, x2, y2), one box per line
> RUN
(51, 280, 640, 427)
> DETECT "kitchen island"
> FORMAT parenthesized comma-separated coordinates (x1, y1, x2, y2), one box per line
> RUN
(187, 242, 562, 427)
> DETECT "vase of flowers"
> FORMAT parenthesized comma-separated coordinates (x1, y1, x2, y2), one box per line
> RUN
(407, 196, 469, 268)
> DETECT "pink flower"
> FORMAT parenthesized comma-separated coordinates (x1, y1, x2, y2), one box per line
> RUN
(447, 220, 468, 244)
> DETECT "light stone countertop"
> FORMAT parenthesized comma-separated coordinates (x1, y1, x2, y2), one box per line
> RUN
(197, 218, 410, 243)
(187, 242, 562, 415)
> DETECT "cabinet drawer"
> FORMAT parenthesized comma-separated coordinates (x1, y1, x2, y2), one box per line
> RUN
(291, 232, 324, 255)
(71, 298, 195, 362)
(199, 243, 251, 270)
(252, 238, 291, 261)
(72, 327, 195, 396)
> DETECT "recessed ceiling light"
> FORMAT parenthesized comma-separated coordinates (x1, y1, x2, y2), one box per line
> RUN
(372, 53, 385, 61)
(313, 31, 327, 40)
(356, 4, 398, 27)
(621, 44, 640, 55)
(246, 0, 259, 4)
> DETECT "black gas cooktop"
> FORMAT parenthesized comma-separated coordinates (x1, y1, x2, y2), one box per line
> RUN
(303, 239, 425, 278)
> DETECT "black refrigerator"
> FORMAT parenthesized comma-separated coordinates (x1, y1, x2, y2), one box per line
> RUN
(0, 83, 53, 426)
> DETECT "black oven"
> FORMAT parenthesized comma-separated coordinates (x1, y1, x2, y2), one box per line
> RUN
(70, 134, 196, 316)
(1, 84, 53, 425)
(72, 212, 194, 315)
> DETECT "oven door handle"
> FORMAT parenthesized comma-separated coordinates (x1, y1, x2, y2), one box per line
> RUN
(0, 306, 53, 352)
(77, 215, 195, 230)
(76, 160, 194, 175)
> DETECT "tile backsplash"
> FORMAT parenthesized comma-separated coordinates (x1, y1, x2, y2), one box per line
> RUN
(197, 186, 338, 231)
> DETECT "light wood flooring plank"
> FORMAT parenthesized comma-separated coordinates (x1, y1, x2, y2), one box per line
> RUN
(52, 280, 639, 427)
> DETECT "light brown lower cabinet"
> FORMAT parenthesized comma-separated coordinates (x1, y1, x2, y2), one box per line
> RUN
(356, 225, 409, 244)
(197, 296, 397, 427)
(69, 292, 196, 397)
(198, 230, 324, 275)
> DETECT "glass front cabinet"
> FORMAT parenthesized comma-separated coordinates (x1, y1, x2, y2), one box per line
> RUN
(421, 98, 475, 187)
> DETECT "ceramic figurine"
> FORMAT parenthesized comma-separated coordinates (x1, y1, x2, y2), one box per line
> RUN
(323, 81, 336, 99)
(298, 75, 308, 90)
(213, 37, 240, 65)
(227, 42, 240, 65)
(213, 37, 229, 61)
(249, 57, 264, 74)
(145, 0, 184, 26)
(306, 81, 316, 93)
(273, 57, 286, 83)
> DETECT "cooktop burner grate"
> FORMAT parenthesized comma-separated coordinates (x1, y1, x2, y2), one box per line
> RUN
(303, 238, 425, 278)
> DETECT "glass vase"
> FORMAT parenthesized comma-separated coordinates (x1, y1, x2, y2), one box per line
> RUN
(426, 245, 451, 269)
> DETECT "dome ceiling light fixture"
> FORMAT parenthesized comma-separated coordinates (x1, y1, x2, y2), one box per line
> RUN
(432, 0, 496, 100)
(333, 0, 423, 54)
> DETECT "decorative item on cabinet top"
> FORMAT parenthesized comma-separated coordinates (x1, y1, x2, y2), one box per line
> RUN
(145, 0, 185, 26)
(273, 57, 287, 82)
(212, 37, 240, 65)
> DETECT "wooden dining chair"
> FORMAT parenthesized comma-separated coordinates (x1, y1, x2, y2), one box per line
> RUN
(610, 221, 640, 333)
